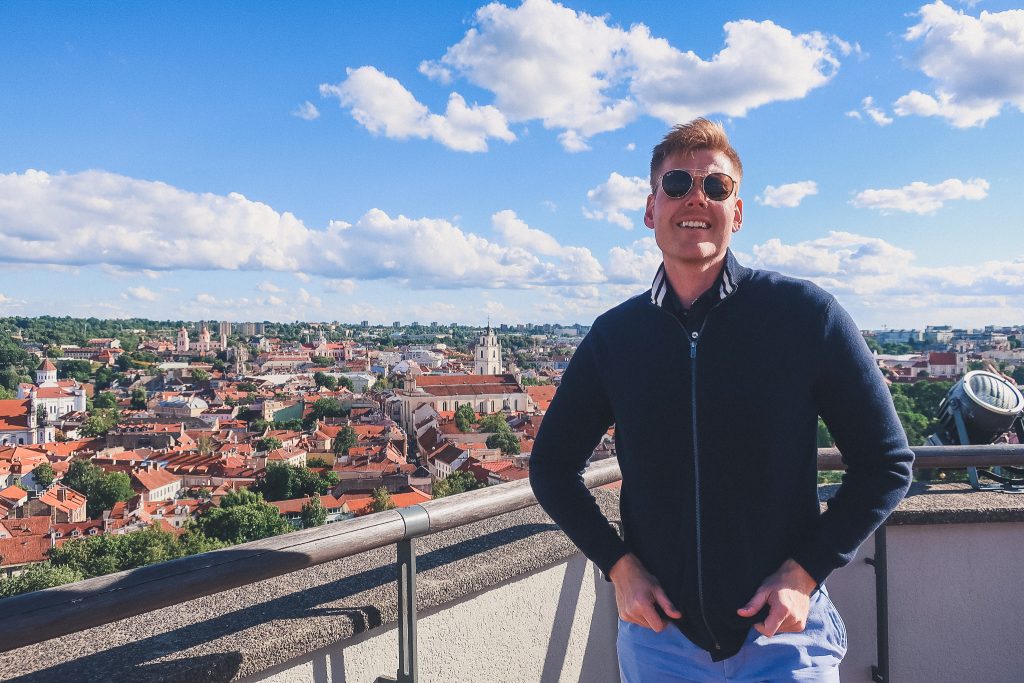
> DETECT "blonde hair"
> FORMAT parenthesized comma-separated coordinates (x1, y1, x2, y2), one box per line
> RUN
(649, 118, 743, 192)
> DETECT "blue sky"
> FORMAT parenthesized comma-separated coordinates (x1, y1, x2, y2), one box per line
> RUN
(2, 0, 1023, 328)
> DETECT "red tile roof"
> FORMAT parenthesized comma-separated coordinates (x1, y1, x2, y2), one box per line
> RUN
(39, 486, 87, 515)
(525, 385, 557, 411)
(0, 535, 52, 567)
(0, 400, 31, 431)
(131, 467, 180, 492)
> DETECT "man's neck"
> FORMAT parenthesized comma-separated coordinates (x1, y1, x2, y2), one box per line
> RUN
(663, 255, 726, 309)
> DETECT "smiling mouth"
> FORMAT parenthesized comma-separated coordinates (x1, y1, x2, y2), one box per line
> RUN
(676, 220, 711, 230)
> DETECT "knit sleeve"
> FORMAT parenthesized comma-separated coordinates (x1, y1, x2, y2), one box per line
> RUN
(529, 330, 627, 576)
(793, 297, 914, 584)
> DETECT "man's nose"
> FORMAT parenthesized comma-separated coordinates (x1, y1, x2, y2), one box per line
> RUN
(685, 187, 709, 207)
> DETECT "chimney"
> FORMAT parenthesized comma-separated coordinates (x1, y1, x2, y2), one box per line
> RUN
(57, 488, 67, 502)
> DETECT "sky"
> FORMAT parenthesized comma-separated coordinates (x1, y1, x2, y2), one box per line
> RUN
(2, 0, 1023, 329)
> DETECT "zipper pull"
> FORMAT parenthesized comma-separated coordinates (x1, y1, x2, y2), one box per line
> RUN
(689, 331, 698, 359)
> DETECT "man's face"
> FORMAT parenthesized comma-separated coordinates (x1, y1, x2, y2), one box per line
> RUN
(644, 148, 743, 268)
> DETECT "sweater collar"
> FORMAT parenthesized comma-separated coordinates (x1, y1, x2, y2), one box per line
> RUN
(649, 249, 746, 308)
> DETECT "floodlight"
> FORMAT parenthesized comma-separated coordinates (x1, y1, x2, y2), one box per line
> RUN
(926, 370, 1024, 491)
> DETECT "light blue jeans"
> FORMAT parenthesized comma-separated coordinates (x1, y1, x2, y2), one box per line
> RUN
(617, 586, 847, 682)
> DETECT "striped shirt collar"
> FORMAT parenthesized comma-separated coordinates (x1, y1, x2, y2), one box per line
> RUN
(649, 250, 741, 308)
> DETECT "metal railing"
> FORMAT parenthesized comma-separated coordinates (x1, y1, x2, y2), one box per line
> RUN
(1, 446, 1023, 682)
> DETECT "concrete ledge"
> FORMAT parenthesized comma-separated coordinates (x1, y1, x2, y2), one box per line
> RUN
(820, 481, 1024, 525)
(0, 491, 620, 682)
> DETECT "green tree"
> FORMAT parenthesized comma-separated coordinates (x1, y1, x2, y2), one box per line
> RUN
(313, 371, 338, 391)
(477, 413, 509, 434)
(337, 375, 354, 391)
(48, 526, 182, 578)
(0, 385, 14, 400)
(87, 471, 135, 518)
(1013, 366, 1024, 385)
(80, 408, 119, 437)
(33, 461, 56, 489)
(256, 436, 283, 452)
(190, 369, 210, 382)
(93, 392, 119, 410)
(0, 562, 84, 597)
(308, 398, 346, 423)
(370, 486, 396, 512)
(195, 494, 291, 544)
(58, 360, 92, 382)
(332, 426, 358, 457)
(63, 460, 103, 500)
(307, 457, 332, 469)
(816, 418, 834, 448)
(311, 355, 333, 367)
(486, 430, 520, 455)
(301, 493, 327, 528)
(130, 386, 148, 410)
(455, 404, 476, 432)
(433, 471, 485, 498)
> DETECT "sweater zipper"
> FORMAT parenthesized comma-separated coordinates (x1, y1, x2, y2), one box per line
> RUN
(688, 323, 722, 653)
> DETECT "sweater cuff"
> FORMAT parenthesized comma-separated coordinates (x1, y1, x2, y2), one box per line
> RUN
(594, 539, 629, 582)
(789, 546, 837, 587)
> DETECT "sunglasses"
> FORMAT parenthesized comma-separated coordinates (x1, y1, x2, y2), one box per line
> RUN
(657, 169, 736, 201)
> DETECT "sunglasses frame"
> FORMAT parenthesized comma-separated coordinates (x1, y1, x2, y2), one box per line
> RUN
(657, 169, 737, 202)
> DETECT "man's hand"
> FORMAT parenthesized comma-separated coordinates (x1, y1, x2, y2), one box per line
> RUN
(736, 559, 817, 637)
(608, 553, 682, 631)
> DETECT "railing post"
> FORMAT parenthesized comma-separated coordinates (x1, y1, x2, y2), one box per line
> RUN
(378, 504, 430, 683)
(867, 525, 889, 683)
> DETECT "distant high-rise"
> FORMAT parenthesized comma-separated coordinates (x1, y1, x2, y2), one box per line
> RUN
(361, 320, 369, 328)
(218, 321, 231, 338)
(241, 323, 256, 337)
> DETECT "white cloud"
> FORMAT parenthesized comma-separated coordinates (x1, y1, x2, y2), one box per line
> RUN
(411, 0, 845, 149)
(0, 169, 610, 289)
(855, 96, 893, 126)
(124, 286, 158, 302)
(294, 272, 311, 283)
(0, 169, 309, 272)
(196, 293, 218, 305)
(606, 236, 662, 283)
(257, 281, 283, 293)
(323, 278, 357, 294)
(894, 1, 1024, 128)
(292, 101, 320, 121)
(748, 232, 1024, 309)
(845, 110, 862, 120)
(583, 172, 649, 229)
(491, 209, 562, 255)
(851, 177, 988, 214)
(756, 180, 818, 208)
(626, 19, 843, 126)
(316, 208, 605, 288)
(625, 143, 636, 151)
(320, 66, 515, 152)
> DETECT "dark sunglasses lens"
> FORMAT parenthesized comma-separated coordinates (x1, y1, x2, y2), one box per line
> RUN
(704, 173, 733, 200)
(662, 170, 693, 198)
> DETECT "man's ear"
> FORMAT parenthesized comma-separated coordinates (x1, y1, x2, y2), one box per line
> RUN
(644, 194, 656, 230)
(732, 197, 743, 233)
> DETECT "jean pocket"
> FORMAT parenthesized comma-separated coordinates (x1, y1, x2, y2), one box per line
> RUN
(820, 590, 848, 653)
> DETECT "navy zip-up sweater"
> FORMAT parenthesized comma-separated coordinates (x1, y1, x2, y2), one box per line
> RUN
(529, 252, 914, 661)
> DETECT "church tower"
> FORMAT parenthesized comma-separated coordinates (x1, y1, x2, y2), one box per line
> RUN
(177, 326, 190, 355)
(36, 358, 58, 386)
(198, 325, 212, 354)
(474, 323, 502, 375)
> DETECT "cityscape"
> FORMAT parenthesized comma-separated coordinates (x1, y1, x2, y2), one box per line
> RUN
(2, 0, 1023, 680)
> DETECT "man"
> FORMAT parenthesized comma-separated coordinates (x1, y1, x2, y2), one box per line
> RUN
(529, 119, 913, 681)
